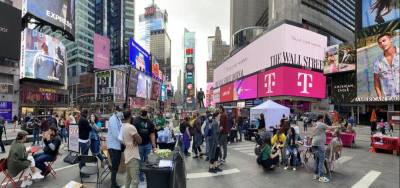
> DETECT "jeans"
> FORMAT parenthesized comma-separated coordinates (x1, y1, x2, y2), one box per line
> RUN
(238, 126, 243, 141)
(60, 128, 67, 143)
(285, 146, 299, 166)
(90, 139, 104, 161)
(125, 158, 140, 188)
(313, 146, 325, 177)
(219, 134, 228, 160)
(108, 148, 122, 187)
(0, 131, 5, 152)
(139, 143, 152, 182)
(32, 129, 40, 146)
(33, 153, 55, 173)
(79, 141, 90, 168)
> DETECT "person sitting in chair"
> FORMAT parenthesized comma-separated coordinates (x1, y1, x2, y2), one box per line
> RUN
(33, 127, 61, 176)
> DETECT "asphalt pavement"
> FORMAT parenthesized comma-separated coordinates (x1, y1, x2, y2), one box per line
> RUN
(0, 124, 398, 188)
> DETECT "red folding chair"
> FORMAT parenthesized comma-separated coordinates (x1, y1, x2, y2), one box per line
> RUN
(44, 155, 58, 179)
(0, 158, 26, 188)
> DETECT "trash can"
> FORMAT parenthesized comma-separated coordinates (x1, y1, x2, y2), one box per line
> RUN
(142, 165, 172, 188)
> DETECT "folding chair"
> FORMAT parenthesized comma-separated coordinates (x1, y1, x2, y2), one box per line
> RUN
(0, 158, 26, 188)
(78, 155, 100, 188)
(44, 155, 58, 178)
(99, 149, 111, 184)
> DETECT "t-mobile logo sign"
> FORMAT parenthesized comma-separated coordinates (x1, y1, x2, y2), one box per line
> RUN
(264, 73, 276, 94)
(297, 73, 313, 94)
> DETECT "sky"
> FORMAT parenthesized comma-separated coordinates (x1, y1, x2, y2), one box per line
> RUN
(136, 0, 230, 92)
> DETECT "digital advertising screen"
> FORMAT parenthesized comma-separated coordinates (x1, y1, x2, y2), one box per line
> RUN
(129, 37, 151, 75)
(96, 70, 112, 96)
(362, 0, 400, 28)
(161, 84, 167, 101)
(258, 66, 326, 99)
(93, 33, 110, 70)
(23, 0, 75, 40)
(220, 83, 234, 103)
(0, 101, 12, 121)
(20, 29, 66, 85)
(152, 58, 160, 79)
(331, 72, 356, 103)
(136, 72, 152, 99)
(0, 3, 21, 60)
(324, 43, 356, 74)
(233, 74, 257, 100)
(151, 81, 161, 100)
(114, 70, 125, 102)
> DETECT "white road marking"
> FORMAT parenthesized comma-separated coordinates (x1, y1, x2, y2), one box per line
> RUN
(337, 156, 353, 164)
(187, 168, 240, 179)
(230, 145, 255, 149)
(351, 170, 381, 188)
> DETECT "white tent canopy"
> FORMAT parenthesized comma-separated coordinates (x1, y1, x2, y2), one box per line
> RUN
(250, 100, 290, 129)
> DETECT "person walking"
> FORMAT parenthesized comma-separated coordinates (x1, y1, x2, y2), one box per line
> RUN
(108, 106, 124, 188)
(132, 107, 156, 183)
(311, 115, 340, 183)
(180, 117, 191, 156)
(88, 114, 104, 164)
(218, 106, 229, 164)
(192, 112, 203, 158)
(121, 110, 142, 188)
(78, 110, 92, 171)
(0, 116, 6, 153)
(208, 113, 223, 173)
(12, 115, 18, 132)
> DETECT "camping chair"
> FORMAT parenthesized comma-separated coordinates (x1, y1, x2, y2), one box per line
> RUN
(44, 155, 59, 178)
(78, 155, 100, 188)
(0, 158, 26, 188)
(100, 149, 111, 183)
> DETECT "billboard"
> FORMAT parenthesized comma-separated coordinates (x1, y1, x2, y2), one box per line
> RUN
(152, 58, 160, 79)
(213, 23, 327, 87)
(258, 66, 326, 99)
(324, 43, 356, 74)
(361, 0, 400, 28)
(20, 29, 66, 85)
(213, 87, 220, 104)
(93, 34, 110, 70)
(128, 69, 138, 96)
(205, 83, 214, 107)
(0, 101, 12, 121)
(0, 3, 21, 60)
(233, 74, 257, 100)
(95, 70, 112, 99)
(151, 81, 161, 100)
(161, 84, 167, 101)
(129, 37, 151, 75)
(331, 72, 356, 103)
(136, 72, 152, 99)
(220, 83, 234, 103)
(114, 70, 125, 102)
(22, 0, 75, 40)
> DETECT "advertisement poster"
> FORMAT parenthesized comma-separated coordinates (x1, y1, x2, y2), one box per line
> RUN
(362, 0, 400, 28)
(0, 3, 21, 60)
(220, 83, 234, 103)
(324, 43, 356, 74)
(152, 59, 160, 79)
(213, 87, 220, 104)
(0, 101, 12, 121)
(205, 83, 214, 107)
(68, 124, 79, 153)
(151, 81, 161, 100)
(161, 84, 167, 101)
(258, 66, 326, 99)
(233, 74, 257, 100)
(331, 72, 356, 103)
(96, 70, 112, 98)
(129, 37, 151, 75)
(136, 72, 152, 99)
(128, 69, 138, 96)
(23, 0, 75, 39)
(114, 70, 125, 102)
(93, 34, 110, 70)
(20, 29, 66, 85)
(356, 1, 399, 102)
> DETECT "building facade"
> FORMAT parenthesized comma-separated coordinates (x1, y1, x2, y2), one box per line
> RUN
(183, 28, 196, 108)
(207, 27, 230, 82)
(95, 0, 135, 66)
(150, 29, 171, 81)
(137, 4, 167, 52)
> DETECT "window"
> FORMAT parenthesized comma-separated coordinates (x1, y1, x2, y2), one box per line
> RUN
(72, 66, 77, 77)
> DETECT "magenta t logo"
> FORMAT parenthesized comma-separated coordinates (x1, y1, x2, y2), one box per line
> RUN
(264, 72, 276, 94)
(297, 72, 313, 94)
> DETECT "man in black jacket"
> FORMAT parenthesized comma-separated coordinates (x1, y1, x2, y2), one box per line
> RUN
(33, 126, 61, 176)
(78, 110, 92, 169)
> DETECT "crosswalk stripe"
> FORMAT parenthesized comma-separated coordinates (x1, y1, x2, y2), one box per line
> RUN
(187, 168, 241, 179)
(230, 145, 255, 149)
(233, 148, 254, 153)
(351, 170, 381, 188)
(337, 156, 353, 164)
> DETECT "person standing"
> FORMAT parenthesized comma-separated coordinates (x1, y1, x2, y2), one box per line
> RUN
(88, 114, 104, 164)
(132, 107, 156, 183)
(78, 110, 92, 171)
(0, 116, 6, 153)
(12, 115, 18, 132)
(218, 106, 229, 164)
(32, 118, 41, 146)
(311, 115, 340, 183)
(58, 116, 67, 144)
(121, 110, 142, 188)
(370, 110, 378, 135)
(258, 113, 266, 131)
(208, 113, 223, 173)
(192, 112, 203, 158)
(180, 117, 191, 156)
(107, 106, 124, 188)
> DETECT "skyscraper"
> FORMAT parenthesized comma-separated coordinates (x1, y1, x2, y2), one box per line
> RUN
(150, 29, 171, 81)
(207, 27, 230, 82)
(95, 0, 134, 65)
(207, 36, 215, 61)
(183, 28, 195, 107)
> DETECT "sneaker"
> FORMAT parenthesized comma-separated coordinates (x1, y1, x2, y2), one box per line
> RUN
(32, 171, 44, 180)
(319, 176, 330, 183)
(208, 168, 217, 173)
(292, 168, 296, 171)
(193, 155, 199, 159)
(313, 175, 319, 180)
(284, 166, 288, 170)
(21, 180, 33, 187)
(215, 167, 223, 172)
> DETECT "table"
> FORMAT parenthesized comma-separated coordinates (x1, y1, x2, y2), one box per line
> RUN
(371, 134, 399, 155)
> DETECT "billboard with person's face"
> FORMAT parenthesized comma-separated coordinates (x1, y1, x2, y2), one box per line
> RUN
(362, 0, 400, 28)
(0, 3, 21, 60)
(324, 43, 356, 74)
(22, 0, 75, 40)
(129, 37, 151, 75)
(20, 29, 66, 85)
